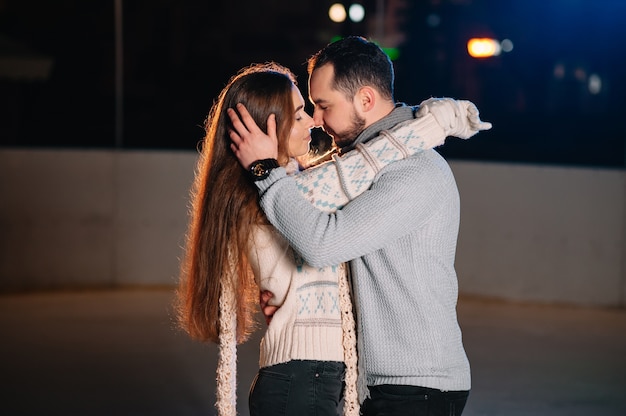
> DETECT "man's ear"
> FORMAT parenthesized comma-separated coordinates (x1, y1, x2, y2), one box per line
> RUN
(356, 86, 376, 112)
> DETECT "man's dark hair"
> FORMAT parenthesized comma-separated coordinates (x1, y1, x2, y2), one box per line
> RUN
(307, 36, 395, 101)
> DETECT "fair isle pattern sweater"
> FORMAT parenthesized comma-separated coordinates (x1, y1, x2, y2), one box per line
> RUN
(294, 112, 446, 211)
(248, 226, 346, 366)
(255, 104, 472, 394)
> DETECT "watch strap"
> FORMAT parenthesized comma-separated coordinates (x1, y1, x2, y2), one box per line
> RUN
(249, 158, 280, 181)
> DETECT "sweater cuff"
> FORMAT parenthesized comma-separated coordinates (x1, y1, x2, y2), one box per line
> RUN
(254, 166, 288, 194)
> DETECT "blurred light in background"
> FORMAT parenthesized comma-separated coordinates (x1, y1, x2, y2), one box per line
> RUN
(382, 47, 400, 61)
(328, 3, 347, 23)
(500, 38, 514, 53)
(426, 13, 441, 28)
(329, 3, 365, 24)
(349, 3, 365, 23)
(588, 74, 602, 95)
(467, 37, 501, 58)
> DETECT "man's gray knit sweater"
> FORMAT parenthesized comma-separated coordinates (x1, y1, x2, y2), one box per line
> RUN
(255, 104, 471, 392)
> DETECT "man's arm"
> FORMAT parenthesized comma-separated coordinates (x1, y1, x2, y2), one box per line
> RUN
(295, 114, 445, 212)
(294, 97, 491, 211)
(254, 156, 450, 267)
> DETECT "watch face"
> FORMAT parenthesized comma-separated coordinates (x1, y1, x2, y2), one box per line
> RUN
(249, 159, 278, 181)
(251, 163, 266, 177)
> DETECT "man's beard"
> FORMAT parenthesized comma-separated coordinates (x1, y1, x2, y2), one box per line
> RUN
(327, 110, 366, 150)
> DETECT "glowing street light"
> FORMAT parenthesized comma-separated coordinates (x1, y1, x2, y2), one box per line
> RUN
(467, 38, 501, 58)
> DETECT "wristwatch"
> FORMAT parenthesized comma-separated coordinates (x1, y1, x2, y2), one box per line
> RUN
(249, 158, 280, 181)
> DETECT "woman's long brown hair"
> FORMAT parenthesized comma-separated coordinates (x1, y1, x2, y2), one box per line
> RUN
(176, 62, 296, 343)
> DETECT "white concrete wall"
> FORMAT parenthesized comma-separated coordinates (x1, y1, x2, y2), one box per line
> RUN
(1, 149, 624, 307)
(0, 149, 196, 291)
(452, 161, 626, 307)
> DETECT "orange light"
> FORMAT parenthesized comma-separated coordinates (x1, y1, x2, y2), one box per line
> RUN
(467, 38, 501, 58)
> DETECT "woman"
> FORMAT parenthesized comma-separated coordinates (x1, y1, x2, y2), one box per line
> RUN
(176, 62, 481, 416)
(176, 62, 356, 416)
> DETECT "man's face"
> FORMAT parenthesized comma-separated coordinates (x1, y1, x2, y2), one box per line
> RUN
(308, 64, 365, 149)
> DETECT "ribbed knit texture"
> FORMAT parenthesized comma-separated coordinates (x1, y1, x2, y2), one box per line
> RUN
(337, 265, 359, 415)
(255, 104, 472, 403)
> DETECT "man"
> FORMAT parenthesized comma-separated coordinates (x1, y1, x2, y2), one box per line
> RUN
(229, 36, 490, 416)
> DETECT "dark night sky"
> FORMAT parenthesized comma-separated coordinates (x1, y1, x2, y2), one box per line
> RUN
(1, 0, 625, 168)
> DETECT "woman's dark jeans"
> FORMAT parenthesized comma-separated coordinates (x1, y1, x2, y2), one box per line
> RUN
(361, 385, 469, 416)
(249, 360, 345, 416)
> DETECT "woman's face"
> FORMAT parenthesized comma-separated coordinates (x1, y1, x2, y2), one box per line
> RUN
(287, 85, 315, 158)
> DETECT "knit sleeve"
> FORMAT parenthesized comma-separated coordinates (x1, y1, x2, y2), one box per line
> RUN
(293, 113, 445, 211)
(256, 151, 452, 268)
(247, 226, 292, 307)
